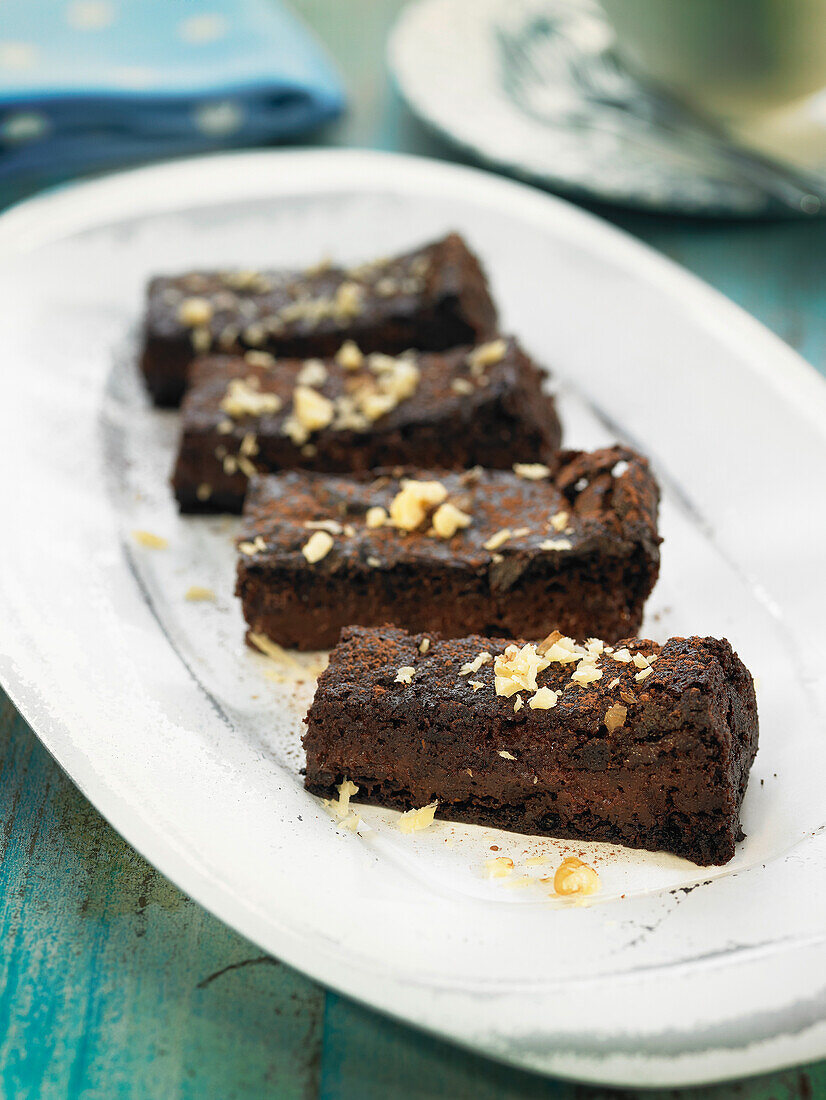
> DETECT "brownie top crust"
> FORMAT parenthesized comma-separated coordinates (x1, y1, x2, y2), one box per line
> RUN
(237, 446, 660, 575)
(311, 624, 756, 747)
(145, 231, 497, 356)
(180, 335, 550, 447)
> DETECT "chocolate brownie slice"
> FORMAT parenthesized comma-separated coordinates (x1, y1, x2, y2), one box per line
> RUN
(235, 446, 660, 648)
(140, 233, 498, 405)
(173, 336, 561, 513)
(303, 625, 759, 866)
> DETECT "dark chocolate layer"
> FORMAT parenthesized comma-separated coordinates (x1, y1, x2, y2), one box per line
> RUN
(303, 625, 759, 866)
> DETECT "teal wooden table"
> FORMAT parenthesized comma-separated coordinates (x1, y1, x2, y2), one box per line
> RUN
(3, 2, 826, 1096)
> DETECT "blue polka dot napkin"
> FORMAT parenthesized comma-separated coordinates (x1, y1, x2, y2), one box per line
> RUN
(0, 0, 345, 182)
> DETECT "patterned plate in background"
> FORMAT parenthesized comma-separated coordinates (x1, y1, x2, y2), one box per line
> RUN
(389, 0, 826, 216)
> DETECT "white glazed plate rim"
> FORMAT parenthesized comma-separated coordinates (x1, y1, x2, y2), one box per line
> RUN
(1, 149, 826, 1087)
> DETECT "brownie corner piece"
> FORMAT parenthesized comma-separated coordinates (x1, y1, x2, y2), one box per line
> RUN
(303, 626, 758, 866)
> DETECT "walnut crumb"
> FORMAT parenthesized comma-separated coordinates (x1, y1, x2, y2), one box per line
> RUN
(529, 686, 559, 709)
(468, 680, 485, 692)
(220, 377, 282, 419)
(418, 637, 431, 654)
(185, 585, 215, 602)
(394, 666, 415, 685)
(196, 483, 212, 501)
(635, 666, 653, 682)
(389, 479, 447, 531)
(302, 530, 334, 563)
(336, 339, 364, 370)
(244, 350, 277, 369)
(132, 529, 168, 549)
(296, 358, 328, 388)
(495, 643, 551, 697)
(485, 856, 514, 878)
(459, 651, 492, 676)
(604, 702, 627, 732)
(432, 501, 472, 539)
(177, 296, 213, 327)
(498, 750, 517, 760)
(451, 378, 475, 396)
(398, 801, 438, 833)
(553, 857, 600, 897)
(513, 696, 523, 712)
(540, 538, 572, 551)
(468, 339, 507, 372)
(513, 462, 551, 480)
(549, 511, 570, 532)
(483, 528, 512, 551)
(612, 648, 633, 663)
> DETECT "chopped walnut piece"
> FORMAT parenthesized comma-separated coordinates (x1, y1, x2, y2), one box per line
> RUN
(185, 585, 215, 602)
(389, 479, 447, 531)
(240, 432, 259, 456)
(359, 391, 397, 422)
(553, 857, 600, 896)
(220, 378, 282, 419)
(336, 339, 363, 370)
(540, 538, 572, 551)
(374, 276, 398, 297)
(606, 677, 620, 691)
(302, 530, 334, 564)
(513, 462, 551, 480)
(398, 801, 438, 833)
(571, 660, 603, 688)
(132, 529, 168, 549)
(467, 338, 507, 373)
(178, 296, 213, 327)
(432, 501, 472, 539)
(498, 750, 517, 760)
(365, 505, 388, 529)
(191, 326, 212, 352)
(604, 702, 627, 732)
(459, 651, 492, 676)
(451, 378, 474, 395)
(635, 666, 653, 682)
(549, 511, 570, 532)
(196, 483, 212, 501)
(296, 358, 328, 387)
(529, 686, 559, 709)
(468, 680, 485, 692)
(537, 630, 563, 655)
(293, 385, 335, 433)
(304, 519, 343, 535)
(513, 696, 524, 712)
(632, 652, 650, 669)
(494, 643, 551, 697)
(329, 779, 359, 820)
(418, 637, 431, 654)
(333, 281, 363, 319)
(542, 635, 584, 664)
(612, 648, 633, 664)
(394, 666, 415, 685)
(244, 350, 277, 369)
(483, 528, 512, 551)
(485, 856, 514, 878)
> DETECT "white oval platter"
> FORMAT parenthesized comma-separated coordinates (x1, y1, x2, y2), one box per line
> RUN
(1, 149, 825, 1088)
